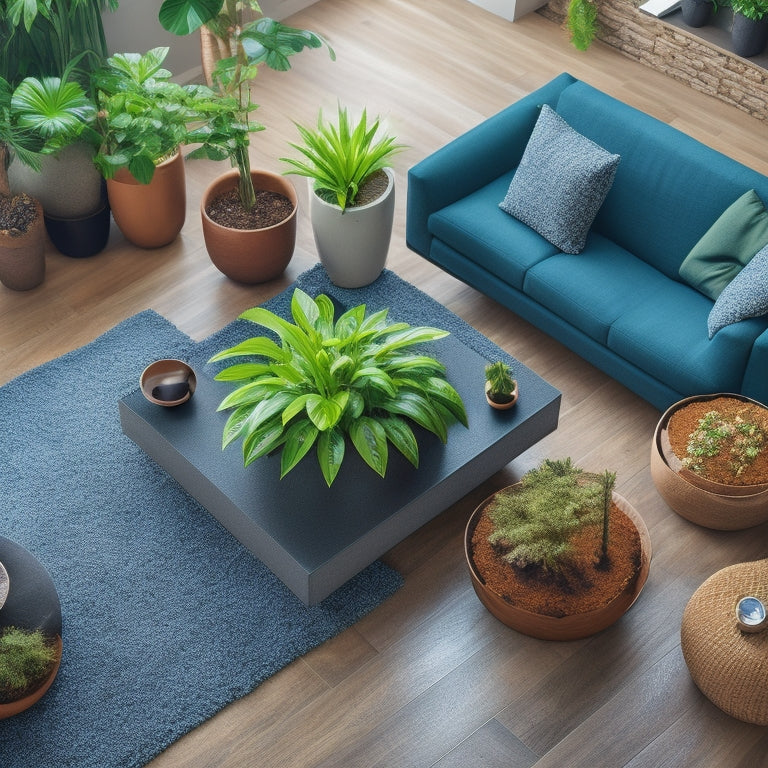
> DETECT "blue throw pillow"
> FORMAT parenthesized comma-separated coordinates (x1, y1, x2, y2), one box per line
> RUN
(708, 244, 768, 338)
(499, 104, 620, 254)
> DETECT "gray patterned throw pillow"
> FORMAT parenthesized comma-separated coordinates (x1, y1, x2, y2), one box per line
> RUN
(708, 244, 768, 338)
(499, 105, 620, 254)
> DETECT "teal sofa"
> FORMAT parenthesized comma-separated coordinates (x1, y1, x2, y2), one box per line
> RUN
(406, 73, 768, 411)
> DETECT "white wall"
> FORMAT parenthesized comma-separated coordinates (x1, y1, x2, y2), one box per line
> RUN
(101, 0, 320, 83)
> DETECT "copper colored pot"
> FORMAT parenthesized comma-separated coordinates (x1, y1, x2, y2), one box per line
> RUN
(201, 170, 297, 284)
(0, 197, 45, 291)
(107, 150, 186, 249)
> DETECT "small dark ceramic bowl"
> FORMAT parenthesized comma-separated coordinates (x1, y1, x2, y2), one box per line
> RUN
(140, 359, 197, 407)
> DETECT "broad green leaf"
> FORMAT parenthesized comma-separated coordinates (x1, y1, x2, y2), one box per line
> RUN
(349, 417, 388, 477)
(242, 417, 286, 466)
(280, 420, 319, 478)
(290, 288, 320, 335)
(158, 0, 222, 36)
(221, 405, 253, 449)
(425, 377, 469, 426)
(213, 362, 272, 381)
(281, 393, 314, 425)
(381, 416, 419, 468)
(208, 336, 286, 363)
(306, 393, 345, 431)
(317, 428, 345, 487)
(384, 391, 447, 442)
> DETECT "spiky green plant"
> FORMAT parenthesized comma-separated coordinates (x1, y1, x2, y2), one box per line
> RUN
(484, 360, 516, 402)
(209, 288, 469, 486)
(281, 105, 405, 212)
(0, 626, 57, 703)
(487, 458, 610, 574)
(567, 0, 599, 51)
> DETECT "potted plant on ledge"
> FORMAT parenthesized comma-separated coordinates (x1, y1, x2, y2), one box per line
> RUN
(484, 360, 518, 410)
(159, 0, 335, 283)
(731, 0, 768, 57)
(281, 105, 405, 288)
(465, 458, 651, 640)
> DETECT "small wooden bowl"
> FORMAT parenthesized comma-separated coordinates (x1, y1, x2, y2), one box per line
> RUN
(140, 359, 197, 407)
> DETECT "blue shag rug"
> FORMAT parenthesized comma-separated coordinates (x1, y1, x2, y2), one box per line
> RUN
(0, 266, 512, 768)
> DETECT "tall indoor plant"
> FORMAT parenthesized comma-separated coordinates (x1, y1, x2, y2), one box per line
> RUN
(159, 0, 334, 281)
(281, 105, 405, 288)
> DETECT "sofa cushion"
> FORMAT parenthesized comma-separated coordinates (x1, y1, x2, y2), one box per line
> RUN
(708, 244, 768, 338)
(523, 235, 666, 345)
(679, 190, 768, 300)
(429, 173, 559, 290)
(608, 283, 767, 395)
(554, 82, 768, 280)
(498, 105, 620, 255)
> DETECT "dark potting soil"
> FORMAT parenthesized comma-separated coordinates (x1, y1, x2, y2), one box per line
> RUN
(0, 193, 39, 236)
(205, 189, 294, 230)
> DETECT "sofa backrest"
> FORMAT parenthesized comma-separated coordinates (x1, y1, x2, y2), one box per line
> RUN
(553, 80, 768, 280)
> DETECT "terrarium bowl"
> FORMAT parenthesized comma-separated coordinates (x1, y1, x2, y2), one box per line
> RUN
(140, 359, 197, 407)
(464, 486, 652, 641)
(651, 394, 768, 530)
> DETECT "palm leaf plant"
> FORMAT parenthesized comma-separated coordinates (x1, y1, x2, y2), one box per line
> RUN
(281, 105, 405, 212)
(159, 0, 335, 212)
(209, 288, 469, 487)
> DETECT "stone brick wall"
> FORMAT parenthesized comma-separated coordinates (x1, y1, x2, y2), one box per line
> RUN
(540, 0, 768, 121)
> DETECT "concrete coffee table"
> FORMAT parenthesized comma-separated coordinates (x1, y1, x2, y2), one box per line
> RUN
(120, 333, 560, 605)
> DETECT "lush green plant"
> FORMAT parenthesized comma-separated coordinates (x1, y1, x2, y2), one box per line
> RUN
(567, 0, 599, 51)
(683, 409, 767, 477)
(484, 360, 516, 401)
(732, 0, 768, 19)
(0, 77, 46, 174)
(159, 0, 334, 212)
(281, 105, 404, 212)
(91, 47, 217, 184)
(0, 626, 57, 703)
(0, 0, 117, 86)
(487, 458, 613, 574)
(209, 288, 468, 486)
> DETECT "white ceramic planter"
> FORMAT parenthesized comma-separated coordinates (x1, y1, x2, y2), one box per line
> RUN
(309, 167, 395, 288)
(466, 0, 548, 21)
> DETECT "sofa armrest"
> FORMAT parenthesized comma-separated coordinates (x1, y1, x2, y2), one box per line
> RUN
(406, 72, 577, 256)
(743, 328, 768, 404)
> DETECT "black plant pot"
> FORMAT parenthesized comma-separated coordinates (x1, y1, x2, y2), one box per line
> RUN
(44, 199, 112, 259)
(732, 12, 768, 57)
(681, 0, 712, 27)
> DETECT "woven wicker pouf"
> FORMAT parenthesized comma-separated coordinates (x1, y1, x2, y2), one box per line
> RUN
(681, 558, 768, 725)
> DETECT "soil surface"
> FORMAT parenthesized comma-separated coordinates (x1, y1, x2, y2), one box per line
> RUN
(205, 189, 294, 230)
(470, 502, 641, 618)
(352, 169, 389, 206)
(667, 396, 768, 486)
(0, 193, 39, 236)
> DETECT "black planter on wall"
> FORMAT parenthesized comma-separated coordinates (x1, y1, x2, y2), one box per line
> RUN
(732, 12, 768, 57)
(681, 0, 713, 27)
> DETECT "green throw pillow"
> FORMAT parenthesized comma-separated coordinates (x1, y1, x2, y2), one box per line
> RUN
(679, 189, 768, 300)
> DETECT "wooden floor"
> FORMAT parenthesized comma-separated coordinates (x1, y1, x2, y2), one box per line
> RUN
(4, 1, 768, 765)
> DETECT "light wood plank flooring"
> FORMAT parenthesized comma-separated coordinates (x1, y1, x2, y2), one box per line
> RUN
(3, 1, 768, 765)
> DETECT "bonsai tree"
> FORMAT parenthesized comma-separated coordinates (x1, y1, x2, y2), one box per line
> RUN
(486, 458, 613, 575)
(0, 626, 57, 704)
(209, 288, 468, 486)
(484, 360, 517, 406)
(159, 0, 335, 212)
(567, 0, 599, 51)
(281, 105, 405, 212)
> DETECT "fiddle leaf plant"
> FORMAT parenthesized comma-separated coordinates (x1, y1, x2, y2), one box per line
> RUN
(209, 288, 469, 486)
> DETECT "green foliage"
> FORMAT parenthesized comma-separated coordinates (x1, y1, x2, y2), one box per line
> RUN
(487, 458, 613, 574)
(159, 0, 334, 211)
(0, 626, 57, 702)
(0, 75, 46, 171)
(484, 360, 515, 399)
(209, 288, 469, 486)
(567, 0, 599, 51)
(281, 105, 404, 212)
(732, 0, 768, 19)
(0, 0, 117, 86)
(92, 47, 218, 184)
(683, 409, 767, 477)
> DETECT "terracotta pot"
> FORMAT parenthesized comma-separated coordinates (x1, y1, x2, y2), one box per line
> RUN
(465, 487, 651, 641)
(0, 197, 46, 291)
(0, 635, 62, 719)
(650, 394, 768, 530)
(106, 150, 186, 248)
(485, 380, 518, 410)
(309, 167, 395, 288)
(201, 170, 297, 284)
